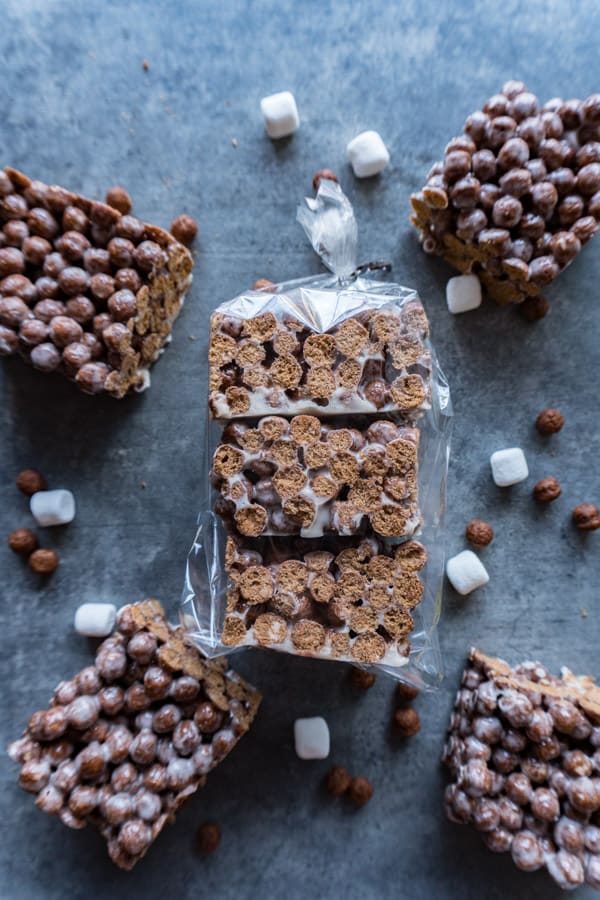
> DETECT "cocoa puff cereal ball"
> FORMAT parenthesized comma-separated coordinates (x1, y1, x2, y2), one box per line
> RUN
(325, 766, 352, 796)
(8, 528, 38, 555)
(347, 776, 374, 807)
(105, 186, 132, 215)
(28, 549, 59, 574)
(196, 822, 221, 854)
(170, 214, 198, 246)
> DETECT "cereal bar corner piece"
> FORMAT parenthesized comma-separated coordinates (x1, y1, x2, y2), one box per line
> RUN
(222, 535, 427, 668)
(443, 647, 600, 891)
(410, 84, 600, 306)
(7, 599, 260, 870)
(0, 167, 194, 397)
(208, 296, 431, 419)
(212, 416, 420, 540)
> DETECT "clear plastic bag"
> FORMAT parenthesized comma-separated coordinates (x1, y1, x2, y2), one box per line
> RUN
(182, 181, 452, 690)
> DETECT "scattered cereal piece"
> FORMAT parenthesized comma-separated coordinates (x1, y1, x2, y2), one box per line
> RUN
(446, 550, 489, 595)
(260, 91, 299, 140)
(253, 279, 274, 290)
(28, 548, 58, 574)
(8, 528, 38, 555)
(349, 667, 376, 690)
(294, 716, 330, 760)
(394, 706, 421, 736)
(536, 408, 564, 435)
(533, 477, 562, 502)
(105, 186, 132, 215)
(142, 58, 149, 71)
(347, 776, 373, 807)
(465, 519, 494, 546)
(519, 295, 549, 322)
(312, 169, 339, 192)
(195, 822, 221, 854)
(490, 447, 529, 487)
(30, 489, 76, 527)
(16, 469, 47, 496)
(397, 683, 419, 703)
(572, 503, 600, 531)
(74, 603, 117, 638)
(446, 274, 482, 314)
(581, 609, 588, 618)
(324, 766, 351, 796)
(170, 214, 198, 246)
(347, 131, 389, 178)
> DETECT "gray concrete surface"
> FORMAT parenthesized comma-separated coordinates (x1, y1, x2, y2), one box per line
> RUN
(1, 0, 599, 897)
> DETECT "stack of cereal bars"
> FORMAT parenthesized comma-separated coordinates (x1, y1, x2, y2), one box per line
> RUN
(207, 284, 433, 668)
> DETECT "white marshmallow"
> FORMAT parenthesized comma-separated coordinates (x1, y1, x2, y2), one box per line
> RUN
(347, 130, 390, 178)
(490, 448, 529, 487)
(30, 489, 76, 526)
(294, 717, 330, 759)
(260, 91, 299, 139)
(74, 603, 117, 638)
(446, 550, 490, 595)
(446, 274, 482, 314)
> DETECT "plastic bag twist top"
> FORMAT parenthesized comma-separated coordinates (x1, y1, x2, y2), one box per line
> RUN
(297, 179, 358, 279)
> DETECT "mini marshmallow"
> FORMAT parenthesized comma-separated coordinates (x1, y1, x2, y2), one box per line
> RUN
(490, 448, 529, 487)
(260, 91, 299, 139)
(347, 130, 390, 178)
(446, 274, 482, 314)
(74, 603, 117, 638)
(30, 489, 76, 526)
(294, 716, 330, 760)
(446, 550, 490, 596)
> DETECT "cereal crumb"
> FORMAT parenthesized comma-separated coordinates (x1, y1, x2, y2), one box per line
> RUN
(195, 821, 220, 854)
(142, 58, 150, 71)
(581, 609, 588, 618)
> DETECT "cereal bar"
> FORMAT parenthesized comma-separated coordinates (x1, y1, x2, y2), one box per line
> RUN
(0, 167, 193, 396)
(212, 415, 420, 539)
(410, 83, 600, 305)
(221, 535, 427, 666)
(208, 299, 430, 419)
(443, 648, 600, 891)
(7, 600, 261, 870)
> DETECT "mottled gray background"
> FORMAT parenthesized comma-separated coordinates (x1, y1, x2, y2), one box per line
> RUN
(1, 0, 599, 897)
